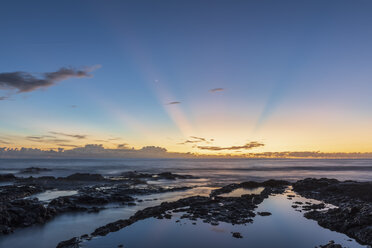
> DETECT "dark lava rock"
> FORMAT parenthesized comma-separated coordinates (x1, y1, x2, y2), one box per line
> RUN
(0, 184, 44, 202)
(84, 183, 286, 239)
(257, 211, 272, 216)
(121, 171, 195, 180)
(294, 178, 372, 245)
(302, 203, 325, 211)
(0, 174, 16, 181)
(64, 173, 105, 181)
(56, 237, 80, 248)
(232, 232, 243, 238)
(0, 198, 56, 234)
(210, 179, 289, 197)
(157, 172, 194, 179)
(317, 240, 343, 248)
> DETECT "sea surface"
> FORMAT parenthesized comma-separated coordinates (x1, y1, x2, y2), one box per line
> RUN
(0, 158, 371, 248)
(1, 158, 371, 183)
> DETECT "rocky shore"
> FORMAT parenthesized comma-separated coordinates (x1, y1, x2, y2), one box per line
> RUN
(293, 178, 372, 245)
(0, 170, 194, 235)
(1, 169, 371, 248)
(56, 179, 290, 247)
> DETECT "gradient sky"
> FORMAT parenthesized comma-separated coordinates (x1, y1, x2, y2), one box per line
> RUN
(0, 0, 372, 155)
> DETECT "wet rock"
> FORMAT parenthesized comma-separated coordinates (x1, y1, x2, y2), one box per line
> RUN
(56, 237, 80, 248)
(257, 212, 272, 216)
(302, 203, 325, 211)
(317, 240, 343, 248)
(210, 179, 289, 197)
(64, 173, 105, 181)
(232, 232, 243, 238)
(294, 178, 372, 245)
(0, 174, 16, 181)
(0, 198, 56, 234)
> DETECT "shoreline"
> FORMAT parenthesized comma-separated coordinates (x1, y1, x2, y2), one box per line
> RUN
(0, 168, 371, 248)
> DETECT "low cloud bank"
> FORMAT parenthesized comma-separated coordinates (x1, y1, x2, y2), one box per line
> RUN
(197, 141, 264, 151)
(0, 145, 372, 159)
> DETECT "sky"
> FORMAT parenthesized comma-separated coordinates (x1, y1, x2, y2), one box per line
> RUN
(0, 0, 372, 157)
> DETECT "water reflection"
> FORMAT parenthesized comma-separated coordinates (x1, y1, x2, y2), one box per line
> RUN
(82, 190, 367, 248)
(219, 187, 264, 197)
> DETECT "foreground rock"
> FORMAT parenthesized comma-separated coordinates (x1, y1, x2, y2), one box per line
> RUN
(0, 172, 192, 235)
(317, 240, 344, 248)
(57, 180, 289, 247)
(293, 178, 372, 245)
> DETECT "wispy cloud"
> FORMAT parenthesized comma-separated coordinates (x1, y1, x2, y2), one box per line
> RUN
(50, 132, 87, 139)
(56, 144, 80, 148)
(26, 135, 70, 143)
(209, 88, 225, 93)
(178, 136, 210, 145)
(197, 141, 264, 151)
(0, 139, 10, 144)
(166, 101, 181, 105)
(0, 66, 100, 98)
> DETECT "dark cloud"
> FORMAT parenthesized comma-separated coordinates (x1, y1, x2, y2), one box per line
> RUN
(190, 136, 206, 141)
(209, 88, 224, 93)
(0, 96, 9, 101)
(0, 66, 99, 96)
(197, 141, 264, 151)
(56, 144, 79, 148)
(179, 136, 209, 145)
(117, 143, 129, 149)
(167, 101, 181, 105)
(70, 105, 78, 108)
(50, 132, 87, 139)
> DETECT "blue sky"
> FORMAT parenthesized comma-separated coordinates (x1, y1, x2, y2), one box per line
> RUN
(0, 0, 371, 154)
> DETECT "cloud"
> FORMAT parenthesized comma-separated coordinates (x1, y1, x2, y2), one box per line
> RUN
(197, 141, 264, 151)
(56, 144, 80, 148)
(178, 136, 210, 145)
(26, 135, 70, 143)
(0, 139, 10, 144)
(166, 101, 181, 105)
(209, 88, 224, 93)
(0, 66, 99, 97)
(117, 143, 129, 149)
(190, 136, 206, 141)
(70, 105, 78, 108)
(0, 96, 9, 101)
(50, 132, 87, 139)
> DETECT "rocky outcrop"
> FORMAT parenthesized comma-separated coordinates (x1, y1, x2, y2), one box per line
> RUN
(293, 178, 372, 245)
